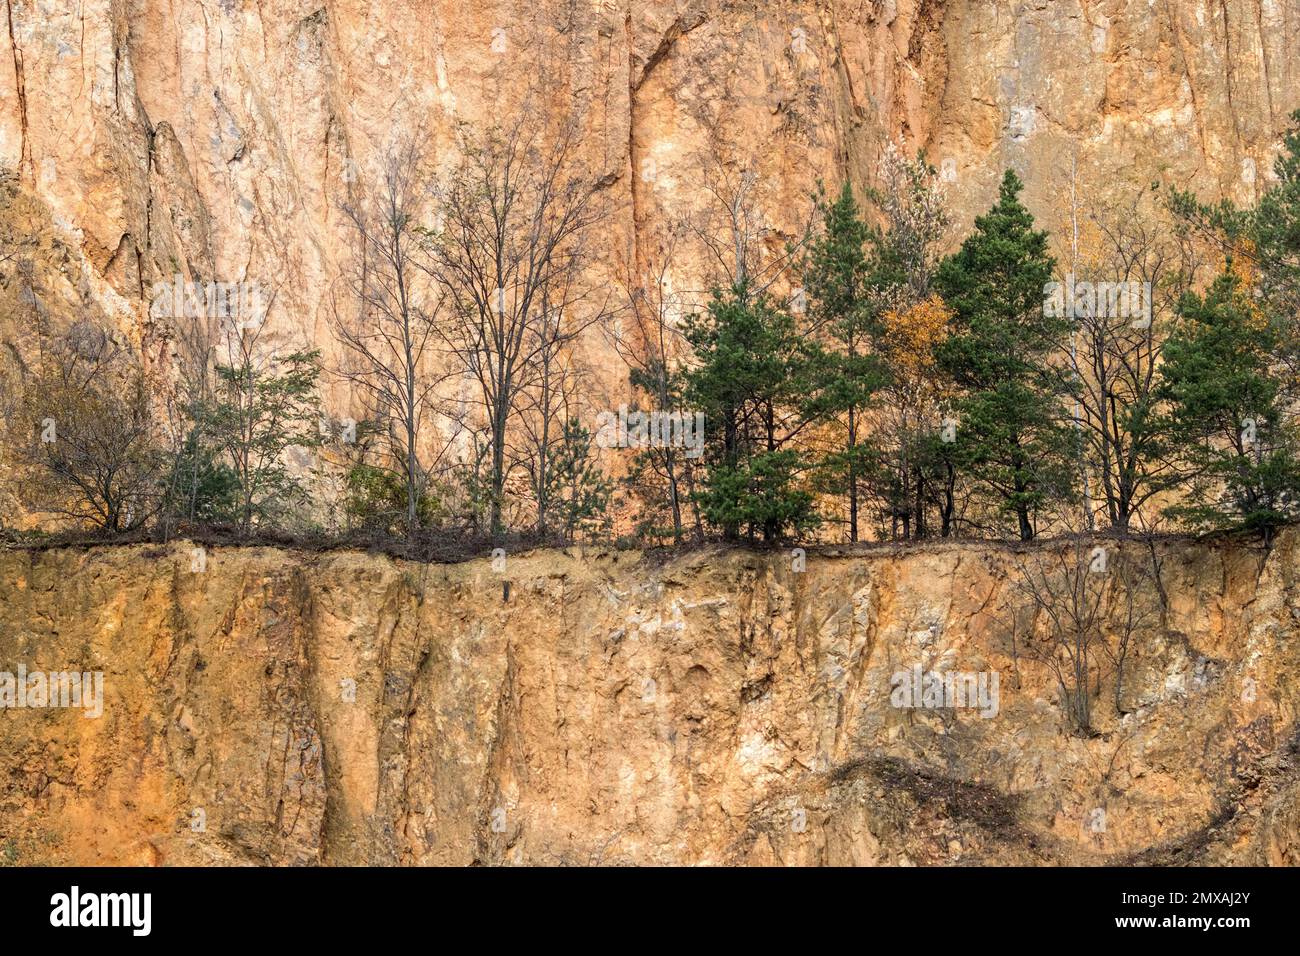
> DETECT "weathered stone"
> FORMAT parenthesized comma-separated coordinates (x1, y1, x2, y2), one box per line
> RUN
(0, 533, 1295, 865)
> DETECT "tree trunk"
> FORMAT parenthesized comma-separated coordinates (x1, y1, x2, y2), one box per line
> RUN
(847, 406, 858, 543)
(406, 414, 418, 534)
(665, 449, 683, 543)
(490, 400, 508, 541)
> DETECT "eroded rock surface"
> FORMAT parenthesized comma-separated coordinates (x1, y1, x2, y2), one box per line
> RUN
(2, 0, 1298, 375)
(0, 534, 1295, 865)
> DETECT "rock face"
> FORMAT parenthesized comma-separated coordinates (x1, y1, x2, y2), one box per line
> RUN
(2, 6, 1299, 865)
(2, 0, 1298, 384)
(0, 533, 1296, 866)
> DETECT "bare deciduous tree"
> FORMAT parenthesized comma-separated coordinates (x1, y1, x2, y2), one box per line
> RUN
(608, 228, 703, 543)
(1004, 539, 1159, 733)
(870, 143, 950, 309)
(512, 277, 600, 537)
(689, 146, 812, 299)
(861, 147, 954, 541)
(421, 117, 611, 539)
(9, 322, 163, 532)
(334, 138, 455, 534)
(1065, 195, 1210, 532)
(695, 157, 767, 289)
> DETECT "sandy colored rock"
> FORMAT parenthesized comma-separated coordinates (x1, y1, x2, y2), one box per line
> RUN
(1, 1, 1298, 411)
(0, 532, 1296, 865)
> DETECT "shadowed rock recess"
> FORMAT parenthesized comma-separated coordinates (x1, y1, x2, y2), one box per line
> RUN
(0, 534, 1296, 866)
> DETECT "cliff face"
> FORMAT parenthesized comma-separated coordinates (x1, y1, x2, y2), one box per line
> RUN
(2, 0, 1298, 371)
(2, 6, 1299, 866)
(0, 534, 1296, 866)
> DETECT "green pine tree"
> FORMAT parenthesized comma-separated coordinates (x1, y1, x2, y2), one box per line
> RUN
(1157, 270, 1300, 542)
(1168, 108, 1300, 347)
(1163, 110, 1300, 541)
(934, 169, 1076, 540)
(800, 181, 889, 542)
(545, 418, 613, 543)
(684, 282, 820, 542)
(1250, 111, 1300, 332)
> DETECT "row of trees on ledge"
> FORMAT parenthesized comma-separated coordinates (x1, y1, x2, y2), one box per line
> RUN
(628, 112, 1300, 547)
(3, 111, 1299, 550)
